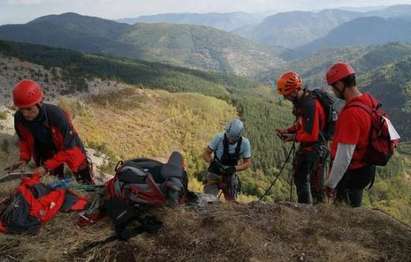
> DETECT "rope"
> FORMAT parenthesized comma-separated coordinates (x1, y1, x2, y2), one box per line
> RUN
(258, 141, 296, 201)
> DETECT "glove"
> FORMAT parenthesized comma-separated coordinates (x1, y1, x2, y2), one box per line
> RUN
(223, 166, 236, 175)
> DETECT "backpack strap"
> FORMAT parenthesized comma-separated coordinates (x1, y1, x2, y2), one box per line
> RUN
(346, 101, 373, 115)
(223, 134, 229, 158)
(235, 137, 243, 157)
(345, 94, 381, 115)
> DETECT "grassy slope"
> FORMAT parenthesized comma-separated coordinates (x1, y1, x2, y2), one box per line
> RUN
(61, 88, 237, 192)
(365, 143, 411, 224)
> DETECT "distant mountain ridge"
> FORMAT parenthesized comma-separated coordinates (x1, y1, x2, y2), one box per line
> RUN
(235, 9, 361, 48)
(118, 12, 266, 32)
(233, 5, 411, 49)
(0, 13, 283, 77)
(0, 12, 134, 55)
(297, 16, 411, 55)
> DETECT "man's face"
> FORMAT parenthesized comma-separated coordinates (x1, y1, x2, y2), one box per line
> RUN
(330, 81, 345, 100)
(19, 105, 40, 121)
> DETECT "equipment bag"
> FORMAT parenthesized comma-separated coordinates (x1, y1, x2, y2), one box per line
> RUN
(106, 151, 188, 207)
(347, 97, 400, 166)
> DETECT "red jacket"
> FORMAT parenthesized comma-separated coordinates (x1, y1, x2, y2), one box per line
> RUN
(287, 93, 326, 145)
(14, 103, 87, 172)
(331, 93, 374, 169)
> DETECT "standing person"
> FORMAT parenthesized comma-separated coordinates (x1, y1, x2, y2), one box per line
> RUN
(276, 71, 334, 204)
(6, 79, 94, 184)
(324, 62, 398, 207)
(203, 119, 252, 201)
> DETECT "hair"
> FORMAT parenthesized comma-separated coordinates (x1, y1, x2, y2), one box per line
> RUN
(341, 74, 356, 88)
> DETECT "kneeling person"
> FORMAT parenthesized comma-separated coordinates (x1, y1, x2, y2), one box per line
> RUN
(203, 119, 252, 201)
(9, 80, 94, 184)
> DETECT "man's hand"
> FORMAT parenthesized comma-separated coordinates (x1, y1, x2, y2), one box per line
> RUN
(32, 166, 48, 177)
(282, 133, 296, 142)
(324, 186, 336, 199)
(4, 160, 27, 172)
(276, 128, 287, 135)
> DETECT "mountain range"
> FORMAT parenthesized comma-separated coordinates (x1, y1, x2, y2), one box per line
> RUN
(296, 16, 411, 55)
(3, 5, 411, 74)
(118, 5, 411, 52)
(0, 13, 283, 77)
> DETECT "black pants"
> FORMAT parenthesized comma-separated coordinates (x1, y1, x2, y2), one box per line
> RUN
(336, 165, 376, 207)
(293, 149, 325, 204)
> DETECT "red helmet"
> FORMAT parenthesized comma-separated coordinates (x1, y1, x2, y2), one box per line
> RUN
(277, 71, 303, 96)
(13, 80, 44, 108)
(326, 62, 356, 85)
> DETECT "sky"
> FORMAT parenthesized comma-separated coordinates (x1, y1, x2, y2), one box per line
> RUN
(1, 0, 411, 25)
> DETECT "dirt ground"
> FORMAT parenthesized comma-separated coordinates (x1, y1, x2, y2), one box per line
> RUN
(0, 198, 410, 262)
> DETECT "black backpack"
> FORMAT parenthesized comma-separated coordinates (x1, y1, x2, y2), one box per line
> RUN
(103, 152, 188, 240)
(106, 151, 188, 207)
(311, 89, 337, 141)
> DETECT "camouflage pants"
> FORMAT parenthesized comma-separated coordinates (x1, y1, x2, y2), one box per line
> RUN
(203, 172, 240, 201)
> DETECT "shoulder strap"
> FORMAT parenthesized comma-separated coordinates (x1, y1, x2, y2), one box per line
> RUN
(223, 134, 229, 158)
(235, 137, 242, 157)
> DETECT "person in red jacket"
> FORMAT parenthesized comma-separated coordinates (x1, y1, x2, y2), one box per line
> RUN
(324, 63, 376, 207)
(276, 71, 329, 204)
(6, 80, 94, 184)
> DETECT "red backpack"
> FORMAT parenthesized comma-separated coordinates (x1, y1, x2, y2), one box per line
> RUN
(0, 175, 87, 234)
(347, 96, 399, 166)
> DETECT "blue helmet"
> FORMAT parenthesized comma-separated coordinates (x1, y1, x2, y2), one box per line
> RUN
(225, 119, 244, 142)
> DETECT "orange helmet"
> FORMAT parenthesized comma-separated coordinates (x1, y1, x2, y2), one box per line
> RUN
(277, 71, 302, 96)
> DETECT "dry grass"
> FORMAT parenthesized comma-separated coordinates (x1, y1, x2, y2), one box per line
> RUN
(0, 201, 410, 262)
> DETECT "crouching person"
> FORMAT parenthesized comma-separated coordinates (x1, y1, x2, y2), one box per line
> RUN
(8, 80, 94, 184)
(203, 119, 252, 201)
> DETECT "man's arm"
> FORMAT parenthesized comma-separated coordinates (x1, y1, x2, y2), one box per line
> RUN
(236, 139, 252, 172)
(325, 143, 356, 189)
(203, 147, 214, 164)
(236, 158, 251, 172)
(43, 110, 86, 172)
(295, 101, 322, 143)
